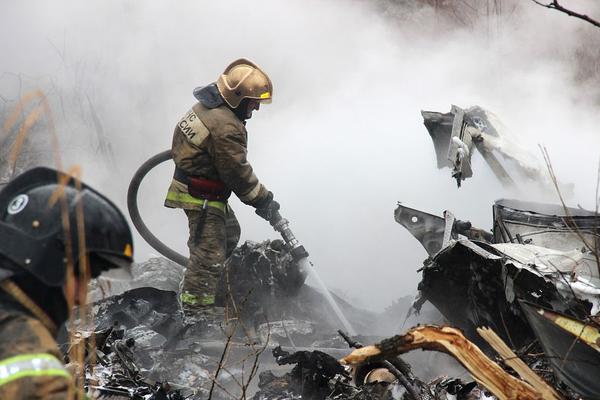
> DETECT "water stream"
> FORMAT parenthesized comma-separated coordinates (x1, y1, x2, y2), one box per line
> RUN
(299, 257, 357, 336)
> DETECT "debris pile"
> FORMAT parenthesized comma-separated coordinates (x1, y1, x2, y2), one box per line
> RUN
(76, 198, 600, 400)
(79, 323, 185, 399)
(396, 198, 600, 398)
(78, 241, 386, 399)
(216, 240, 378, 338)
(254, 334, 491, 400)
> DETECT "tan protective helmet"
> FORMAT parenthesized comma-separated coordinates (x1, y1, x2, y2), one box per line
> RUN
(216, 58, 273, 108)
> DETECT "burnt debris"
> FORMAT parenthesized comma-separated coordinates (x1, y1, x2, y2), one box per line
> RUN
(68, 199, 600, 400)
(396, 198, 600, 399)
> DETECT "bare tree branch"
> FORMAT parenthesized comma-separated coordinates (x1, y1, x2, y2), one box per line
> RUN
(540, 145, 600, 278)
(531, 0, 600, 28)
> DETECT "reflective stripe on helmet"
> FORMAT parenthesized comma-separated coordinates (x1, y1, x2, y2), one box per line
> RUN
(165, 192, 227, 212)
(0, 353, 70, 387)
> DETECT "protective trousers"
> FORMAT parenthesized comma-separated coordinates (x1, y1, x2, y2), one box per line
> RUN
(181, 206, 241, 309)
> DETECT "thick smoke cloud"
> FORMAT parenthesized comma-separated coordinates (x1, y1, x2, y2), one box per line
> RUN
(1, 0, 599, 310)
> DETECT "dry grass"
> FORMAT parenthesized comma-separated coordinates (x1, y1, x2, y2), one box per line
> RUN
(2, 90, 90, 399)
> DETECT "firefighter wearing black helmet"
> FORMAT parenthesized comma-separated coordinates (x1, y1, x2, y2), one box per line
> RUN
(164, 58, 281, 311)
(0, 167, 134, 399)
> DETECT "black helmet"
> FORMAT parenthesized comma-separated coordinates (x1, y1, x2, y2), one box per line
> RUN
(0, 167, 134, 286)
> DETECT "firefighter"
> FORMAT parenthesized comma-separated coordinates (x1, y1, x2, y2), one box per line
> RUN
(164, 58, 281, 312)
(0, 167, 134, 399)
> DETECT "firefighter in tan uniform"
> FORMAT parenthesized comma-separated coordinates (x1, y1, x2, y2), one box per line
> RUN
(0, 167, 134, 399)
(165, 59, 281, 311)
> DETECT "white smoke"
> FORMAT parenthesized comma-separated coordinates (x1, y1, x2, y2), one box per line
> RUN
(1, 0, 599, 311)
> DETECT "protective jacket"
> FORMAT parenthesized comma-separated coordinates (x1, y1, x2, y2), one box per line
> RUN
(0, 286, 71, 399)
(164, 101, 269, 210)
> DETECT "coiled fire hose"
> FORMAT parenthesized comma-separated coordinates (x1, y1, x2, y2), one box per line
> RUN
(127, 150, 188, 267)
(127, 150, 308, 267)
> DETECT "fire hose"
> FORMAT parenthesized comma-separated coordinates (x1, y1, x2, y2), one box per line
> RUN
(128, 151, 355, 335)
(127, 150, 308, 266)
(127, 150, 188, 266)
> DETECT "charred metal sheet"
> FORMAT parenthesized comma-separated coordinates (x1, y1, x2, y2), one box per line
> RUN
(493, 198, 600, 252)
(421, 105, 551, 190)
(395, 204, 493, 256)
(417, 240, 539, 349)
(521, 302, 600, 399)
(394, 203, 446, 256)
(421, 110, 454, 169)
(417, 238, 598, 350)
(489, 242, 600, 307)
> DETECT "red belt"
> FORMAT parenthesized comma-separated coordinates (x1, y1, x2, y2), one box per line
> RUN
(174, 169, 231, 201)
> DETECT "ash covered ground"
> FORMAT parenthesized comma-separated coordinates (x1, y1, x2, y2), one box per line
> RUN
(75, 240, 460, 399)
(72, 191, 600, 400)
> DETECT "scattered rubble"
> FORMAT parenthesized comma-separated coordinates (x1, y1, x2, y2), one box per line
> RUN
(76, 241, 389, 399)
(73, 241, 517, 399)
(254, 332, 491, 400)
(341, 325, 555, 400)
(396, 198, 600, 398)
(74, 240, 474, 400)
(72, 198, 600, 400)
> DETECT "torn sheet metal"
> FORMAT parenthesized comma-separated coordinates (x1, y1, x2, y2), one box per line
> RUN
(421, 105, 557, 191)
(416, 239, 540, 349)
(493, 198, 600, 252)
(489, 242, 600, 314)
(394, 203, 493, 257)
(521, 302, 600, 399)
(394, 203, 446, 256)
(398, 199, 600, 397)
(419, 238, 600, 346)
(398, 200, 600, 316)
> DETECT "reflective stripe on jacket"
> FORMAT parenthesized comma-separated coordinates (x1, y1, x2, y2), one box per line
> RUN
(0, 353, 70, 387)
(165, 185, 227, 213)
(0, 289, 72, 400)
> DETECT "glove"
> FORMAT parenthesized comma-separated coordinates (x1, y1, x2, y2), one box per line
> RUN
(254, 192, 281, 224)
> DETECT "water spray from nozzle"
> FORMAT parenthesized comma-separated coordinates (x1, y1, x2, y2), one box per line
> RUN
(269, 210, 357, 336)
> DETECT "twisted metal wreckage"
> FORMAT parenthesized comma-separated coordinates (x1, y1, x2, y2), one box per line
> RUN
(3, 97, 600, 399)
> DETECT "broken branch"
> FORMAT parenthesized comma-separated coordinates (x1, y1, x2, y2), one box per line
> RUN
(340, 325, 546, 400)
(530, 0, 600, 29)
(338, 329, 422, 400)
(540, 145, 600, 280)
(477, 327, 562, 400)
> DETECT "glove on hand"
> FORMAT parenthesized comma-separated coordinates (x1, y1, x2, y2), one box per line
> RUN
(255, 192, 281, 224)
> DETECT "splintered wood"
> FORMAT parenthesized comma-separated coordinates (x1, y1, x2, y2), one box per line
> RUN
(477, 327, 561, 400)
(339, 325, 562, 400)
